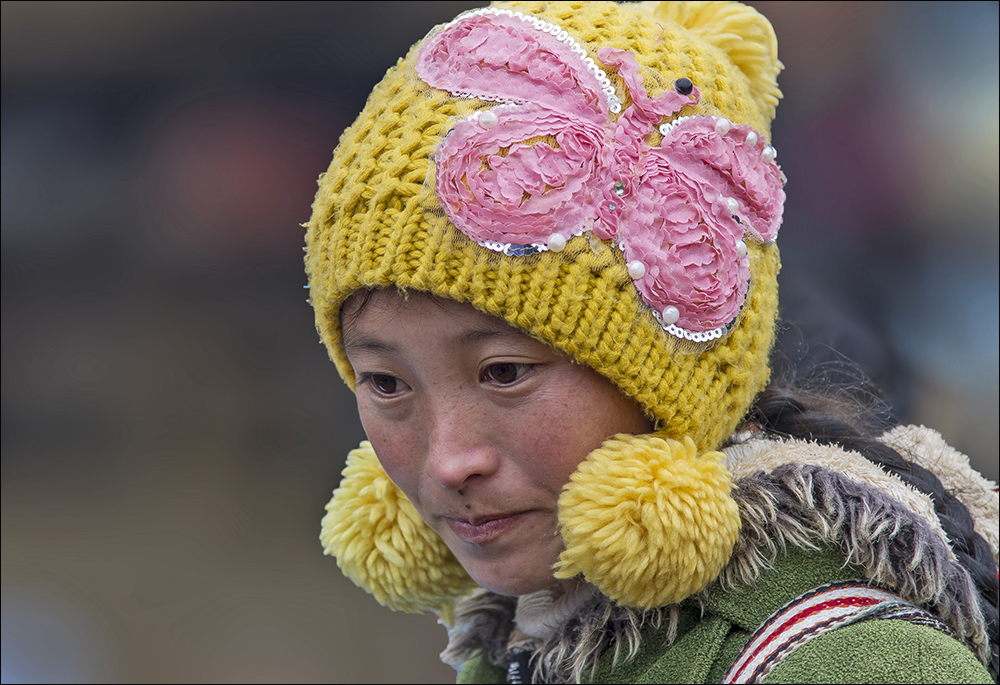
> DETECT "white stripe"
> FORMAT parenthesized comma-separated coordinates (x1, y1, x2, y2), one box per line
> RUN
(727, 585, 900, 682)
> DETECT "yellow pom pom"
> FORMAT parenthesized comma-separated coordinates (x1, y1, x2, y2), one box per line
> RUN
(556, 435, 740, 608)
(320, 442, 476, 622)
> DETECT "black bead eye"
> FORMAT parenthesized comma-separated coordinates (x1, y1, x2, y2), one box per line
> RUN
(674, 77, 693, 96)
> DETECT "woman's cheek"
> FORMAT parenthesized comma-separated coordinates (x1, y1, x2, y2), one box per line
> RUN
(356, 408, 422, 500)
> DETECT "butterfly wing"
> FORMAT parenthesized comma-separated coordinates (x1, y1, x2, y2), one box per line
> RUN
(417, 10, 610, 122)
(433, 104, 608, 246)
(661, 117, 785, 243)
(620, 117, 784, 334)
(416, 9, 615, 247)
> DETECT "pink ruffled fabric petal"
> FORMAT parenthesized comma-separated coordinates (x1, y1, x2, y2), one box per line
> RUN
(435, 104, 609, 245)
(661, 117, 784, 242)
(417, 13, 607, 123)
(620, 149, 750, 332)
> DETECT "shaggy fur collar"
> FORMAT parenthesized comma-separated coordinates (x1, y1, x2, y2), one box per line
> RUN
(441, 433, 992, 682)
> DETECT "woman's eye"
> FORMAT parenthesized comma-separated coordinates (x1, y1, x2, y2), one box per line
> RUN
(482, 363, 528, 385)
(370, 374, 399, 394)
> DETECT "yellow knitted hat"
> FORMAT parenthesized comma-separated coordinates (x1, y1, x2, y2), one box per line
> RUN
(311, 1, 784, 617)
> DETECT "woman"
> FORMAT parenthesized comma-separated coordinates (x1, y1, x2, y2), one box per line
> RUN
(305, 2, 997, 682)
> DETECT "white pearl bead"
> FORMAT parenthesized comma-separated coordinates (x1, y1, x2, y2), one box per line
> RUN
(627, 260, 646, 279)
(725, 197, 739, 214)
(737, 240, 748, 258)
(714, 118, 730, 136)
(746, 131, 758, 146)
(659, 123, 672, 136)
(662, 306, 680, 325)
(546, 233, 566, 252)
(762, 145, 776, 162)
(478, 110, 498, 128)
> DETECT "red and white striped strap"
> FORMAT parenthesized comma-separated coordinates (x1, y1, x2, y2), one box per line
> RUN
(722, 581, 951, 684)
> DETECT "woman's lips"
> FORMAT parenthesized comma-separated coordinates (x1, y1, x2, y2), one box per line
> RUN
(444, 512, 528, 544)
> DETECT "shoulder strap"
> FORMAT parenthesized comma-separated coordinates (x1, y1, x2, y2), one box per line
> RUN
(721, 580, 952, 684)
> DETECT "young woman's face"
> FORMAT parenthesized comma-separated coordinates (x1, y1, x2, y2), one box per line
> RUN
(341, 289, 651, 597)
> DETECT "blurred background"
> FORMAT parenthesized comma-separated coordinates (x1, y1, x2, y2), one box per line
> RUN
(2, 1, 997, 682)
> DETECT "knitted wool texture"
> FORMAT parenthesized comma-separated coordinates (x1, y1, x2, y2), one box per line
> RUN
(320, 442, 479, 621)
(310, 1, 783, 613)
(557, 436, 740, 607)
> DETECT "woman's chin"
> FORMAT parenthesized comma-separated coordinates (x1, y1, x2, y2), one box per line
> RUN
(460, 554, 566, 598)
(472, 573, 563, 598)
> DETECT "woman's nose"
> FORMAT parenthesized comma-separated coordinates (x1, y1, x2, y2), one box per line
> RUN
(425, 404, 500, 491)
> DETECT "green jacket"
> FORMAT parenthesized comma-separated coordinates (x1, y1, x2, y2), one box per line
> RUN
(457, 545, 990, 683)
(448, 429, 996, 684)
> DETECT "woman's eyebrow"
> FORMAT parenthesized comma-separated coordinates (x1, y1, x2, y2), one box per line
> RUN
(342, 334, 399, 356)
(453, 325, 526, 349)
(343, 323, 527, 356)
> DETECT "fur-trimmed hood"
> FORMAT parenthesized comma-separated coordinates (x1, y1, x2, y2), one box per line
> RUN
(442, 426, 998, 683)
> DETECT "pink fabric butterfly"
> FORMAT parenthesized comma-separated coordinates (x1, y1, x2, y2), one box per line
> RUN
(416, 8, 784, 339)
